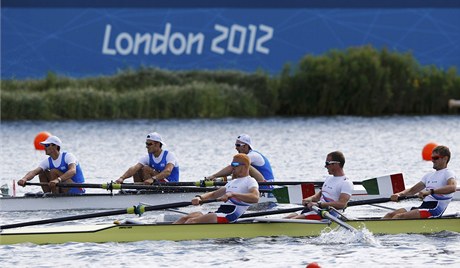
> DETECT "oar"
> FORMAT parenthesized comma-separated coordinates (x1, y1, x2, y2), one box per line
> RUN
(25, 182, 221, 193)
(311, 205, 358, 233)
(0, 199, 218, 230)
(23, 174, 402, 189)
(111, 181, 327, 187)
(25, 181, 326, 188)
(240, 195, 418, 219)
(360, 173, 406, 196)
(240, 206, 305, 218)
(167, 181, 328, 187)
(26, 182, 113, 189)
(271, 183, 316, 204)
(347, 195, 418, 207)
(150, 180, 367, 187)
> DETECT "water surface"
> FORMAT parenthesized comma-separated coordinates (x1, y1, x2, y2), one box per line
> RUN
(1, 116, 459, 267)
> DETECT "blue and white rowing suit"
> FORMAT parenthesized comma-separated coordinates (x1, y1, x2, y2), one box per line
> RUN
(248, 150, 274, 189)
(215, 176, 259, 223)
(409, 168, 456, 218)
(39, 152, 85, 194)
(139, 150, 180, 182)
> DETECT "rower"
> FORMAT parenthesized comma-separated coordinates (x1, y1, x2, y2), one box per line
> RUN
(174, 153, 260, 224)
(17, 135, 86, 194)
(383, 145, 457, 219)
(285, 151, 353, 220)
(205, 134, 275, 189)
(116, 132, 179, 185)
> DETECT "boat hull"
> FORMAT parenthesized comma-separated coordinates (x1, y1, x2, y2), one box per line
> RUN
(1, 217, 458, 245)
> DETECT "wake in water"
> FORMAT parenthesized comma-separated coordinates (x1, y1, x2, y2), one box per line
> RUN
(313, 226, 380, 246)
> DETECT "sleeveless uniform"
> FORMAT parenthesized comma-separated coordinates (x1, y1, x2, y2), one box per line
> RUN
(301, 175, 353, 220)
(215, 176, 259, 223)
(39, 152, 85, 194)
(248, 150, 274, 190)
(409, 168, 456, 218)
(139, 150, 180, 182)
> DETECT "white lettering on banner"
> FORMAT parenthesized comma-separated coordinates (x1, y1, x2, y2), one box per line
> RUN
(151, 23, 171, 55)
(102, 24, 116, 55)
(116, 33, 133, 55)
(187, 33, 204, 54)
(210, 24, 273, 55)
(227, 24, 246, 54)
(102, 23, 273, 56)
(256, 24, 273, 54)
(211, 24, 228, 55)
(134, 33, 151, 55)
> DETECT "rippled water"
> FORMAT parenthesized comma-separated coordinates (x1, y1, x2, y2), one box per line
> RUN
(1, 116, 459, 267)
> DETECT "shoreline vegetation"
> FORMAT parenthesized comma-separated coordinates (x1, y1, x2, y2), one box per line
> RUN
(2, 46, 459, 120)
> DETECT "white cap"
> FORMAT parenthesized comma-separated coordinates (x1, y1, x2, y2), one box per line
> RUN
(146, 132, 165, 146)
(236, 134, 253, 149)
(40, 135, 62, 147)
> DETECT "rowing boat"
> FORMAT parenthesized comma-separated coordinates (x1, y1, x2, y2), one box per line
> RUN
(0, 173, 404, 211)
(0, 185, 403, 212)
(1, 216, 458, 245)
(2, 172, 459, 211)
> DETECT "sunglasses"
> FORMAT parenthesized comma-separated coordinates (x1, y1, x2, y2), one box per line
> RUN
(325, 161, 340, 166)
(235, 144, 245, 147)
(44, 144, 54, 148)
(231, 162, 245, 167)
(146, 142, 155, 146)
(431, 155, 444, 161)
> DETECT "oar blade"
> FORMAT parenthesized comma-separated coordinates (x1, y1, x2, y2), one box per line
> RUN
(271, 183, 315, 204)
(361, 173, 405, 196)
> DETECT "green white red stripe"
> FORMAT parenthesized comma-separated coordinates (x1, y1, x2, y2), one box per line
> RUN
(271, 183, 315, 204)
(361, 173, 405, 195)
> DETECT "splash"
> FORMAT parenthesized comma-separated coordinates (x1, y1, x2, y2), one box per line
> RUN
(313, 226, 380, 245)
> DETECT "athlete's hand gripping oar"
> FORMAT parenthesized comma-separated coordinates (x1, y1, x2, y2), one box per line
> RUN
(0, 199, 218, 230)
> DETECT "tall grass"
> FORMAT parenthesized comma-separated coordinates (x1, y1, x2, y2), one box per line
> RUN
(2, 46, 459, 120)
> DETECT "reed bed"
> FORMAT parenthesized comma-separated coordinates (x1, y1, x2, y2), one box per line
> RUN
(2, 46, 459, 120)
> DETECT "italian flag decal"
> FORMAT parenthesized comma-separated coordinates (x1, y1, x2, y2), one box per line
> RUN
(362, 173, 405, 195)
(272, 183, 316, 204)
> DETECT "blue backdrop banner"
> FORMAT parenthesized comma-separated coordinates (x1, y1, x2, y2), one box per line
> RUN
(2, 0, 459, 79)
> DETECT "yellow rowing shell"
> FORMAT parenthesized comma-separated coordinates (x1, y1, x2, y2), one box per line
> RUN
(1, 217, 459, 245)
